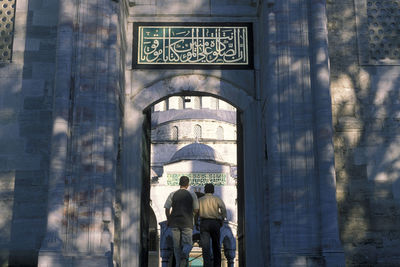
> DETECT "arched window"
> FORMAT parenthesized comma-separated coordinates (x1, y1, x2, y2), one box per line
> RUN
(210, 97, 219, 110)
(153, 100, 167, 112)
(217, 126, 224, 140)
(194, 124, 202, 140)
(171, 126, 178, 141)
(168, 96, 183, 110)
(177, 97, 184, 109)
(193, 96, 201, 109)
(161, 100, 167, 111)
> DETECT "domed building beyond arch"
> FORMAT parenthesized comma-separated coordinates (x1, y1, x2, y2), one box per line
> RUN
(151, 141, 237, 222)
(168, 142, 226, 164)
(149, 96, 239, 266)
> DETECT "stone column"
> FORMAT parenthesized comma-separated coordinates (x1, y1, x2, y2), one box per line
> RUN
(310, 0, 345, 265)
(159, 221, 173, 267)
(39, 0, 121, 266)
(263, 1, 285, 265)
(65, 0, 120, 260)
(38, 0, 77, 265)
(261, 0, 344, 265)
(269, 0, 322, 265)
(121, 101, 145, 267)
(221, 223, 236, 267)
(242, 102, 266, 267)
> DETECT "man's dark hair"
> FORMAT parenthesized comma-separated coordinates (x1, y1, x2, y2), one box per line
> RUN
(204, 183, 214, 194)
(179, 176, 190, 187)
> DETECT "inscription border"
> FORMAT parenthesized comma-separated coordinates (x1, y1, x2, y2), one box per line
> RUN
(132, 22, 254, 69)
(166, 173, 227, 186)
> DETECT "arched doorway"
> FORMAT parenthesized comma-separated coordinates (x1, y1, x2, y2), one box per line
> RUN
(147, 95, 240, 266)
(121, 74, 266, 267)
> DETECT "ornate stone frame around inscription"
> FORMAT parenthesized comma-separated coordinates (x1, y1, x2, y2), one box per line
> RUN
(132, 22, 254, 69)
(355, 0, 400, 65)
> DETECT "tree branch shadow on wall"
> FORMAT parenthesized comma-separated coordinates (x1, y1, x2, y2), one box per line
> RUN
(4, 0, 58, 265)
(5, 0, 122, 266)
(327, 0, 400, 265)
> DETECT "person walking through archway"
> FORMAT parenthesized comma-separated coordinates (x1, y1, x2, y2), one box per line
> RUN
(198, 183, 227, 267)
(164, 176, 199, 267)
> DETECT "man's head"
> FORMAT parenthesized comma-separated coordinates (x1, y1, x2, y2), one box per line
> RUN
(179, 176, 190, 188)
(204, 183, 214, 194)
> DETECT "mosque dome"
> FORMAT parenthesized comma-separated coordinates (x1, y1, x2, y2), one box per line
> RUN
(169, 142, 226, 164)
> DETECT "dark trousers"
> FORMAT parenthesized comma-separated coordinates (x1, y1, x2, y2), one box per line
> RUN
(200, 219, 221, 267)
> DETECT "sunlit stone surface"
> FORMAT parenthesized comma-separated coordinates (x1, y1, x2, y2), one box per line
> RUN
(1, 0, 400, 266)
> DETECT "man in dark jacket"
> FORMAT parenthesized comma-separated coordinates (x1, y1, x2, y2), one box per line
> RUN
(164, 176, 199, 267)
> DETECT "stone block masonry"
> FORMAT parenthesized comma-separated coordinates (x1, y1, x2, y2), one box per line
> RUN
(0, 0, 397, 266)
(0, 0, 59, 265)
(328, 0, 400, 265)
(37, 0, 121, 266)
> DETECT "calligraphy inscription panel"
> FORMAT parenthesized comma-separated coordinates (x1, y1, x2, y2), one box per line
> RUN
(133, 23, 253, 69)
(167, 173, 227, 186)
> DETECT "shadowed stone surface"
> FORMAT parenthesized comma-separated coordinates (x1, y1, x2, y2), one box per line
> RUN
(0, 0, 399, 266)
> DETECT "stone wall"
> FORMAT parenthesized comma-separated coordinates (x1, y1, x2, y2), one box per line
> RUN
(0, 0, 59, 265)
(327, 0, 400, 265)
(36, 0, 122, 266)
(3, 0, 396, 265)
(121, 0, 346, 266)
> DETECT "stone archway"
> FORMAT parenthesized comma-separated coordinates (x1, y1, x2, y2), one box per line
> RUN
(130, 74, 253, 112)
(121, 74, 266, 267)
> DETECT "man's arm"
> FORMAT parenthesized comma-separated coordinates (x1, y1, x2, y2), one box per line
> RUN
(165, 208, 171, 220)
(218, 198, 227, 220)
(164, 191, 174, 225)
(191, 191, 199, 229)
(191, 191, 199, 215)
